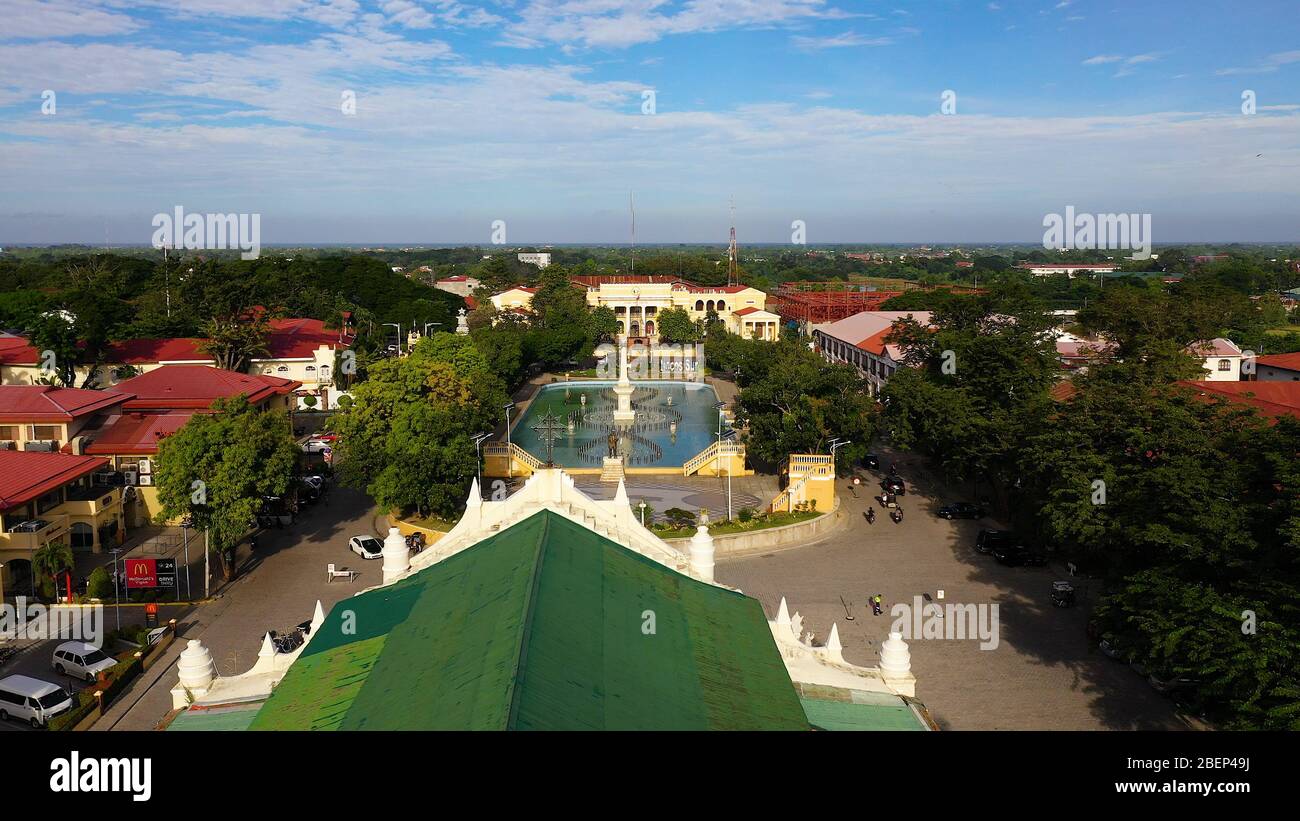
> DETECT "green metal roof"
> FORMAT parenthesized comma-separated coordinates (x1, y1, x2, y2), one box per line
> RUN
(795, 684, 930, 731)
(166, 704, 262, 732)
(249, 510, 810, 730)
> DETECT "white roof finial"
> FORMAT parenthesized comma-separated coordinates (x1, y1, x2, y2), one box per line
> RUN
(259, 633, 276, 658)
(825, 622, 845, 664)
(776, 597, 790, 625)
(614, 478, 629, 505)
(466, 477, 481, 508)
(310, 600, 326, 633)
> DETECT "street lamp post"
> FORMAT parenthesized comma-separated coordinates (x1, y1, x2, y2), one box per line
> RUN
(0, 563, 6, 611)
(382, 322, 402, 354)
(204, 528, 211, 599)
(828, 437, 850, 472)
(109, 548, 123, 632)
(471, 432, 492, 500)
(503, 402, 515, 479)
(721, 429, 735, 522)
(639, 501, 647, 527)
(423, 322, 442, 337)
(181, 517, 192, 600)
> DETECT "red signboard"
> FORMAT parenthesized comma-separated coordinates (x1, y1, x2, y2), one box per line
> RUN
(125, 558, 157, 589)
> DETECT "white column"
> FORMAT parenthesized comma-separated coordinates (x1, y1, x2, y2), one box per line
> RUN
(689, 521, 715, 583)
(382, 527, 411, 583)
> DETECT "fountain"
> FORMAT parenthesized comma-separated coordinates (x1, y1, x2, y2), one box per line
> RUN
(612, 342, 636, 425)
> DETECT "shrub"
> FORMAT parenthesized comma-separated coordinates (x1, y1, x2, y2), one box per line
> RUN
(663, 507, 696, 530)
(86, 567, 113, 600)
(737, 507, 756, 523)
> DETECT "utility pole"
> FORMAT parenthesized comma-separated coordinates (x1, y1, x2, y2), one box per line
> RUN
(204, 528, 210, 599)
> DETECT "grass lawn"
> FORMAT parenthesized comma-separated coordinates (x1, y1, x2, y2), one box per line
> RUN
(651, 509, 820, 539)
(402, 514, 458, 532)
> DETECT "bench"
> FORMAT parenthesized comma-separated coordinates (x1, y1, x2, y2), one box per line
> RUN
(327, 563, 358, 583)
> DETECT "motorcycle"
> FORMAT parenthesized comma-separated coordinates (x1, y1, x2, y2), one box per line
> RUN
(864, 508, 876, 525)
(890, 507, 903, 524)
(870, 596, 883, 616)
(1051, 581, 1076, 608)
(405, 532, 427, 554)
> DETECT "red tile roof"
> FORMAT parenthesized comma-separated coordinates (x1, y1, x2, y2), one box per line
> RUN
(104, 337, 212, 365)
(0, 335, 40, 366)
(112, 365, 301, 410)
(0, 451, 108, 512)
(732, 307, 762, 317)
(1177, 380, 1300, 422)
(261, 317, 353, 360)
(1256, 352, 1300, 372)
(0, 386, 131, 421)
(83, 412, 193, 456)
(1186, 337, 1242, 358)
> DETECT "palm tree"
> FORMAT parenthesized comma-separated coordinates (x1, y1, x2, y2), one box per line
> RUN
(32, 541, 74, 601)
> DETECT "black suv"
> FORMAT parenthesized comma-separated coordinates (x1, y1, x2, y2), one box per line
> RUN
(883, 476, 906, 495)
(937, 502, 986, 520)
(975, 528, 1015, 554)
(993, 543, 1048, 567)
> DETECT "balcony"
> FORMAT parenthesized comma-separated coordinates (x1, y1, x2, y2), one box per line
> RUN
(0, 514, 71, 552)
(61, 486, 123, 517)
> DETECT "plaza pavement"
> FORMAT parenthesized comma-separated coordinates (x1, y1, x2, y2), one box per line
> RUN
(715, 446, 1189, 731)
(76, 443, 1188, 732)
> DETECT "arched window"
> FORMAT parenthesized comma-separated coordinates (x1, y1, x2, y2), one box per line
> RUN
(617, 320, 625, 334)
(694, 300, 704, 311)
(305, 365, 316, 372)
(277, 365, 289, 373)
(645, 320, 655, 335)
(1217, 359, 1231, 371)
(706, 300, 715, 312)
(716, 300, 726, 311)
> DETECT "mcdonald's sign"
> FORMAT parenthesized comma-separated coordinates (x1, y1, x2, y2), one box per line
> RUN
(125, 558, 157, 589)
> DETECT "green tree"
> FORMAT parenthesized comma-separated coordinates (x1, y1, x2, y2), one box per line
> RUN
(199, 314, 270, 371)
(590, 305, 619, 342)
(32, 541, 74, 600)
(736, 339, 877, 470)
(527, 266, 595, 366)
(155, 397, 299, 581)
(332, 332, 509, 518)
(655, 306, 702, 343)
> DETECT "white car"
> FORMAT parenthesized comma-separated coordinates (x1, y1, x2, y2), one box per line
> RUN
(52, 641, 116, 682)
(301, 439, 332, 454)
(0, 675, 73, 728)
(349, 535, 384, 560)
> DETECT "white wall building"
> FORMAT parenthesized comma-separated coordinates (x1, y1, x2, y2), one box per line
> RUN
(517, 252, 552, 269)
(812, 311, 933, 396)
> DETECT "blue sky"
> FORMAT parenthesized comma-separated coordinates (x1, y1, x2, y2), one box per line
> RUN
(1, 0, 1298, 245)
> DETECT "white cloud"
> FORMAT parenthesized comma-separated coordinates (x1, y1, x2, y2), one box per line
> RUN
(1, 0, 142, 40)
(792, 30, 892, 50)
(1217, 49, 1300, 76)
(497, 0, 856, 50)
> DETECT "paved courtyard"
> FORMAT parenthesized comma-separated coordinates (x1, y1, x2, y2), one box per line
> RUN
(715, 446, 1187, 731)
(54, 443, 1192, 732)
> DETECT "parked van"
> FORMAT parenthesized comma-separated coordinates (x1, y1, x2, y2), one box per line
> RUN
(0, 674, 74, 728)
(52, 641, 117, 682)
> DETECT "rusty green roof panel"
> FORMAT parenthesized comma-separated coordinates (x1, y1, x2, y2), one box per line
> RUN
(249, 509, 808, 730)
